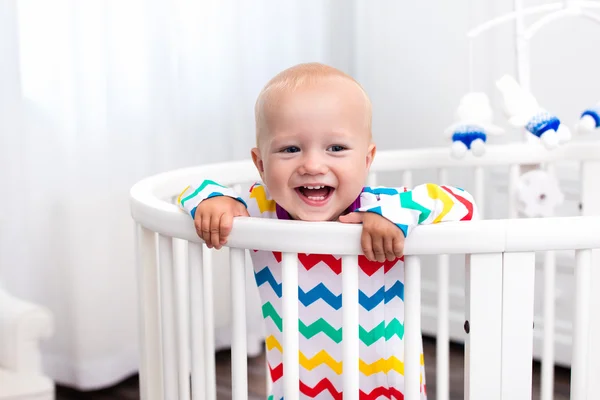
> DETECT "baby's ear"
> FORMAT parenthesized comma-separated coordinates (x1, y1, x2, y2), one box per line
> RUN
(366, 143, 376, 168)
(251, 147, 265, 177)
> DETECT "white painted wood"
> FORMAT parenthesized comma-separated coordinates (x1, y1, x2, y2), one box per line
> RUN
(571, 249, 592, 400)
(587, 249, 600, 399)
(174, 237, 191, 400)
(230, 248, 248, 400)
(188, 242, 206, 400)
(474, 167, 485, 218)
(129, 142, 600, 229)
(282, 252, 299, 400)
(580, 160, 600, 399)
(367, 172, 377, 187)
(508, 164, 520, 219)
(129, 142, 600, 400)
(158, 235, 177, 399)
(541, 163, 557, 400)
(404, 256, 422, 400)
(501, 252, 536, 400)
(342, 255, 359, 400)
(464, 253, 502, 400)
(201, 246, 217, 400)
(402, 170, 412, 189)
(135, 225, 163, 400)
(436, 254, 450, 400)
(541, 250, 556, 400)
(436, 168, 449, 400)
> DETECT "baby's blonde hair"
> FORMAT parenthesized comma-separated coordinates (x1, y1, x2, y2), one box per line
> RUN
(254, 62, 372, 146)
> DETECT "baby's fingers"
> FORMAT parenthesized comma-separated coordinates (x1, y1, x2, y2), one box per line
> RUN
(371, 234, 386, 263)
(384, 235, 397, 261)
(361, 230, 375, 261)
(196, 214, 212, 248)
(219, 212, 234, 245)
(393, 235, 405, 259)
(210, 214, 223, 249)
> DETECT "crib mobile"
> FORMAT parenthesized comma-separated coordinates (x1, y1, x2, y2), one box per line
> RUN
(446, 0, 600, 161)
(445, 0, 600, 219)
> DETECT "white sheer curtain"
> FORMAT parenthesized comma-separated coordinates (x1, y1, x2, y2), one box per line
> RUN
(0, 0, 355, 389)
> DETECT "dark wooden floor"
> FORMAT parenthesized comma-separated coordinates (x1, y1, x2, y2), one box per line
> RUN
(56, 337, 572, 399)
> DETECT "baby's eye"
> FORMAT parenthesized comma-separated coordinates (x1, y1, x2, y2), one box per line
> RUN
(281, 146, 300, 153)
(328, 145, 346, 152)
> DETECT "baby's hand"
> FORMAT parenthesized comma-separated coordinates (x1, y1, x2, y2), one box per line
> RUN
(339, 212, 405, 262)
(194, 196, 249, 249)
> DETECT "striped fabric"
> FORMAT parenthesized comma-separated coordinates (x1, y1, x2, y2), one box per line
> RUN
(179, 181, 478, 399)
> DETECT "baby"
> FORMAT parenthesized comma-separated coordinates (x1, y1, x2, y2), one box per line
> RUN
(178, 63, 478, 399)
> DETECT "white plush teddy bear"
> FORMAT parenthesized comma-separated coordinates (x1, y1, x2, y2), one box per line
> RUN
(444, 92, 504, 158)
(516, 169, 565, 218)
(496, 75, 571, 149)
(575, 101, 600, 134)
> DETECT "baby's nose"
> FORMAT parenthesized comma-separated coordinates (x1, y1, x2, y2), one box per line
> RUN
(299, 154, 328, 175)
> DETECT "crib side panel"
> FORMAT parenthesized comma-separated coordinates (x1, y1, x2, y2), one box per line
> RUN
(580, 160, 600, 397)
(135, 224, 164, 400)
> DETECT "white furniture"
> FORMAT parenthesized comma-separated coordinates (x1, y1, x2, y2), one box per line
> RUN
(130, 141, 600, 400)
(0, 283, 55, 400)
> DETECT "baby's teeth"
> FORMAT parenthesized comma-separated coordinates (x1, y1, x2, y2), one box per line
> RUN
(307, 196, 325, 200)
(304, 185, 323, 189)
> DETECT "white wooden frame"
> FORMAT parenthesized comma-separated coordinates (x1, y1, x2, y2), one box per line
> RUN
(131, 140, 600, 400)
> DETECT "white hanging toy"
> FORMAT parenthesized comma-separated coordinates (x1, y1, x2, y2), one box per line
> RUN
(576, 101, 600, 134)
(444, 92, 504, 158)
(516, 169, 565, 218)
(496, 74, 571, 149)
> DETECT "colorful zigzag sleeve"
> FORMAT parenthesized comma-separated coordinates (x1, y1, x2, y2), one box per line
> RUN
(177, 180, 247, 219)
(356, 184, 478, 237)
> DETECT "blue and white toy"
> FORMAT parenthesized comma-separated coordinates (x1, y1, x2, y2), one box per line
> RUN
(496, 74, 571, 149)
(445, 92, 504, 158)
(576, 101, 600, 134)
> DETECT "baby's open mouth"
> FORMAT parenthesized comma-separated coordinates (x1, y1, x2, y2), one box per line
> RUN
(295, 185, 334, 203)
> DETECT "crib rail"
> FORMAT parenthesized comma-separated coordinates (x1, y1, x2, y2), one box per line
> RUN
(130, 140, 600, 400)
(132, 215, 600, 400)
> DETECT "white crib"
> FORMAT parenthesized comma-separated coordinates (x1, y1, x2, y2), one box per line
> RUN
(130, 139, 600, 400)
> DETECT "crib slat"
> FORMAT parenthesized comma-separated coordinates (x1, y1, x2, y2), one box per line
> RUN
(580, 161, 600, 399)
(367, 172, 377, 187)
(230, 248, 248, 400)
(464, 253, 502, 400)
(135, 225, 163, 400)
(403, 170, 413, 189)
(342, 255, 359, 400)
(404, 255, 422, 400)
(571, 249, 592, 400)
(508, 164, 520, 218)
(474, 167, 485, 218)
(436, 254, 450, 400)
(158, 235, 178, 399)
(202, 247, 216, 400)
(541, 250, 556, 400)
(540, 164, 557, 400)
(282, 252, 299, 400)
(436, 168, 450, 400)
(175, 238, 191, 400)
(500, 252, 536, 400)
(188, 243, 208, 400)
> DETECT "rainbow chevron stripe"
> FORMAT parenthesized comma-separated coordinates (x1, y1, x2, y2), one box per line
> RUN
(179, 180, 476, 399)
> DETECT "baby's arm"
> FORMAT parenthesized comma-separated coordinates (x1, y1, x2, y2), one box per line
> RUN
(339, 184, 477, 261)
(356, 184, 478, 237)
(178, 180, 250, 249)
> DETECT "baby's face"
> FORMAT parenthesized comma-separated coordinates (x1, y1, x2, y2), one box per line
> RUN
(252, 78, 375, 221)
